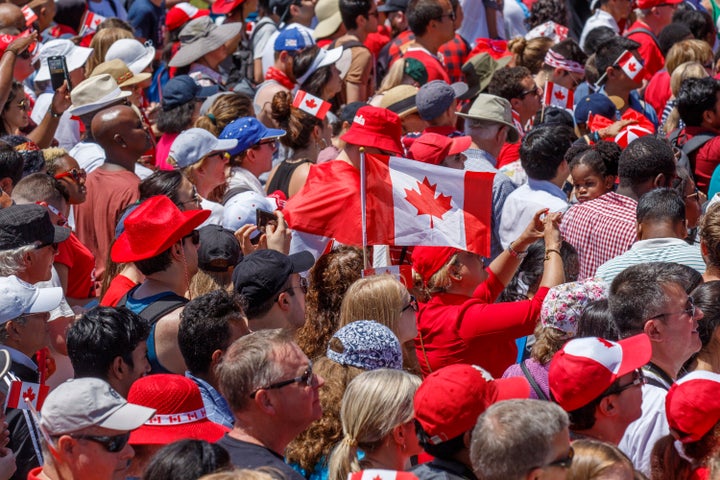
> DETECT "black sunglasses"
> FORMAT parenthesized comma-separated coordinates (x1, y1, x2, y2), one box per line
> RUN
(546, 445, 574, 469)
(70, 432, 131, 453)
(249, 361, 314, 398)
(183, 230, 200, 245)
(402, 295, 418, 313)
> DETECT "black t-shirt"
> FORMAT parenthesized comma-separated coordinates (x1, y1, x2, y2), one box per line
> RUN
(216, 435, 305, 480)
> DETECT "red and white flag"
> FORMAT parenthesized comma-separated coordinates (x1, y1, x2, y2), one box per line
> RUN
(79, 10, 106, 36)
(616, 50, 645, 81)
(362, 265, 414, 288)
(6, 380, 49, 411)
(21, 6, 37, 26)
(349, 471, 419, 480)
(293, 90, 331, 120)
(543, 81, 573, 110)
(364, 154, 494, 256)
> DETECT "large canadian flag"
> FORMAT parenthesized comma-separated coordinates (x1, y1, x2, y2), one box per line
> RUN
(616, 50, 645, 81)
(6, 380, 49, 411)
(543, 81, 573, 110)
(365, 154, 494, 256)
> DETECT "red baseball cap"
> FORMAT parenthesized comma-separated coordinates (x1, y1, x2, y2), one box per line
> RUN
(666, 371, 720, 443)
(128, 374, 229, 445)
(111, 195, 211, 263)
(414, 364, 530, 444)
(340, 105, 403, 155)
(635, 0, 681, 8)
(549, 334, 652, 412)
(166, 3, 210, 32)
(212, 0, 246, 15)
(411, 246, 459, 285)
(408, 133, 471, 166)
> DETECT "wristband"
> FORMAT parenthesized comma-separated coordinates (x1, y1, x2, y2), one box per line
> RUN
(544, 248, 561, 261)
(49, 106, 61, 118)
(508, 241, 528, 260)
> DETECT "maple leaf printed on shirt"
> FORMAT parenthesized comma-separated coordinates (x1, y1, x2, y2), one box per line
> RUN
(404, 177, 453, 228)
(305, 98, 317, 108)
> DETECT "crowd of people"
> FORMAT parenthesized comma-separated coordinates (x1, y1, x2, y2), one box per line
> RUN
(0, 0, 720, 478)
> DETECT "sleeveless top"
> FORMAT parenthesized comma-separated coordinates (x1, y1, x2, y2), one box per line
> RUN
(266, 159, 313, 197)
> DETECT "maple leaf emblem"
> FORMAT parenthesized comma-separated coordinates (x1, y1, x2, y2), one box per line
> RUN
(23, 387, 35, 403)
(404, 177, 453, 228)
(627, 62, 636, 72)
(597, 338, 614, 349)
(373, 476, 382, 480)
(305, 98, 317, 109)
(554, 90, 565, 100)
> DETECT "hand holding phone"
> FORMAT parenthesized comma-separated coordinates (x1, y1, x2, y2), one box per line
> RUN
(47, 55, 72, 92)
(256, 209, 277, 234)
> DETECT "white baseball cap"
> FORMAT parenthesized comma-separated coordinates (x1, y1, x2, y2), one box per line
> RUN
(34, 39, 94, 83)
(0, 276, 62, 324)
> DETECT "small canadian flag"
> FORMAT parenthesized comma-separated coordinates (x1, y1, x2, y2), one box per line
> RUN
(543, 81, 573, 110)
(79, 10, 106, 36)
(6, 380, 49, 411)
(293, 90, 332, 120)
(21, 6, 37, 26)
(362, 265, 414, 289)
(616, 50, 645, 81)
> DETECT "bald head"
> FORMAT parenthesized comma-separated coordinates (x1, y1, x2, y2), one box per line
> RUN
(91, 105, 151, 167)
(0, 3, 26, 33)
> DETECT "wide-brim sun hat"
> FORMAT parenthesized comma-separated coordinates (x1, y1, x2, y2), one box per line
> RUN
(105, 39, 155, 75)
(340, 105, 403, 155)
(111, 195, 211, 263)
(34, 39, 93, 82)
(313, 0, 342, 39)
(169, 16, 243, 68)
(67, 74, 132, 117)
(90, 58, 151, 88)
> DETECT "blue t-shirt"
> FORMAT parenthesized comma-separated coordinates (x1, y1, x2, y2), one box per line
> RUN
(128, 0, 165, 47)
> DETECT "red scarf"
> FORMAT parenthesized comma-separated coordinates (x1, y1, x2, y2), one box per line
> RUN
(265, 67, 295, 90)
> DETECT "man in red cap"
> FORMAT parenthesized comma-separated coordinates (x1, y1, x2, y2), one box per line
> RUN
(412, 364, 529, 480)
(111, 195, 211, 375)
(408, 132, 470, 169)
(283, 105, 404, 252)
(625, 0, 682, 76)
(549, 335, 651, 445)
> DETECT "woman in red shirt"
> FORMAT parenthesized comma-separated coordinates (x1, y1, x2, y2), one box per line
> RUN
(412, 209, 565, 378)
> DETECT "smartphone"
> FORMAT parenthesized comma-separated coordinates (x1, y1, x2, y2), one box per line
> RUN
(256, 209, 277, 234)
(47, 55, 71, 92)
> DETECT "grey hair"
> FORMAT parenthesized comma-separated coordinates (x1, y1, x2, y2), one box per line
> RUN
(0, 244, 37, 276)
(216, 328, 294, 412)
(465, 119, 503, 141)
(470, 399, 569, 480)
(0, 314, 28, 344)
(609, 262, 700, 337)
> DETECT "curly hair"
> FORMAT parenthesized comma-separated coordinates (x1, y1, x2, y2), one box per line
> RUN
(508, 37, 554, 75)
(530, 321, 570, 365)
(487, 66, 533, 101)
(296, 246, 364, 361)
(527, 0, 568, 30)
(270, 90, 322, 151)
(284, 356, 365, 474)
(566, 140, 620, 178)
(195, 93, 254, 136)
(700, 203, 720, 269)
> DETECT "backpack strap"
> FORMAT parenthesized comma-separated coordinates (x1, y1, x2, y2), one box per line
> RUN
(520, 360, 549, 400)
(681, 133, 716, 156)
(116, 286, 188, 325)
(625, 27, 660, 49)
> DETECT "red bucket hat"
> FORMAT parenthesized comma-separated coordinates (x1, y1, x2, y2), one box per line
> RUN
(414, 364, 530, 444)
(549, 334, 651, 412)
(666, 371, 720, 443)
(128, 374, 229, 445)
(340, 105, 403, 155)
(411, 246, 460, 285)
(111, 195, 211, 263)
(409, 133, 471, 166)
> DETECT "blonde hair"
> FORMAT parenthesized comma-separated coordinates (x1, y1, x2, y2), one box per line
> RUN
(665, 39, 713, 75)
(567, 440, 635, 480)
(508, 36, 554, 75)
(339, 275, 406, 335)
(195, 93, 254, 137)
(414, 253, 460, 296)
(189, 270, 233, 298)
(86, 28, 134, 73)
(663, 61, 709, 133)
(327, 369, 421, 480)
(199, 469, 280, 480)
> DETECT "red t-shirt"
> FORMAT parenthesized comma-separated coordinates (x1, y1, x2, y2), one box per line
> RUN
(402, 48, 451, 83)
(626, 21, 665, 76)
(100, 274, 138, 307)
(55, 232, 95, 299)
(644, 69, 671, 119)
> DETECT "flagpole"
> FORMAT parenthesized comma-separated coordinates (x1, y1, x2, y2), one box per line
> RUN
(360, 147, 369, 270)
(541, 80, 547, 124)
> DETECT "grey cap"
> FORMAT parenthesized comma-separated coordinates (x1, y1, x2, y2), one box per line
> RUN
(41, 378, 156, 436)
(457, 93, 520, 143)
(416, 80, 468, 121)
(460, 53, 512, 100)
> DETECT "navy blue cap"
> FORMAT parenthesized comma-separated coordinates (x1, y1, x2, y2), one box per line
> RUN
(161, 75, 219, 110)
(219, 117, 286, 156)
(574, 93, 617, 125)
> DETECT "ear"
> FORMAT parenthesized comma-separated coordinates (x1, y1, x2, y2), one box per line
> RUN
(636, 223, 644, 240)
(170, 241, 184, 261)
(210, 348, 224, 367)
(603, 175, 616, 190)
(276, 292, 290, 311)
(463, 430, 472, 448)
(701, 239, 710, 257)
(509, 97, 522, 111)
(113, 133, 128, 148)
(525, 467, 544, 480)
(653, 172, 669, 188)
(253, 389, 276, 415)
(703, 109, 715, 125)
(644, 319, 662, 341)
(4, 321, 18, 339)
(0, 177, 12, 194)
(110, 356, 125, 380)
(312, 124, 322, 140)
(598, 395, 616, 418)
(674, 220, 689, 239)
(56, 435, 75, 457)
(391, 423, 405, 446)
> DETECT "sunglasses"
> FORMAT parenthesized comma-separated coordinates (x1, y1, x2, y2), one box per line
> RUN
(54, 168, 87, 184)
(70, 432, 131, 453)
(177, 188, 202, 209)
(546, 446, 574, 469)
(35, 240, 58, 252)
(250, 361, 315, 398)
(183, 230, 200, 245)
(606, 369, 647, 396)
(402, 295, 418, 313)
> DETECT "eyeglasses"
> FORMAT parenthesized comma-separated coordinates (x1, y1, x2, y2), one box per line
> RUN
(36, 240, 59, 252)
(177, 188, 202, 209)
(255, 138, 278, 149)
(656, 2, 678, 7)
(54, 168, 87, 184)
(249, 360, 314, 398)
(546, 446, 574, 469)
(649, 296, 696, 320)
(436, 9, 456, 21)
(605, 369, 647, 396)
(35, 201, 68, 227)
(69, 432, 131, 453)
(402, 295, 418, 313)
(183, 230, 200, 246)
(686, 187, 700, 201)
(16, 99, 29, 111)
(519, 86, 542, 99)
(207, 152, 231, 161)
(279, 277, 309, 296)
